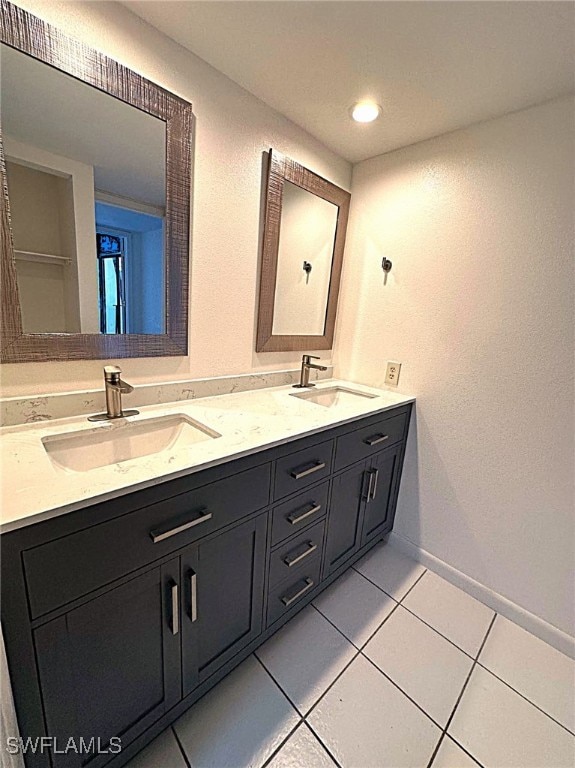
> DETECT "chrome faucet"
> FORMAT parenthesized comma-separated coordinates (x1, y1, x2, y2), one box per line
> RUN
(293, 355, 328, 389)
(88, 366, 139, 421)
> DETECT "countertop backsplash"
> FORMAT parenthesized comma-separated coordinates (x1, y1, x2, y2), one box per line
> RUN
(0, 366, 333, 427)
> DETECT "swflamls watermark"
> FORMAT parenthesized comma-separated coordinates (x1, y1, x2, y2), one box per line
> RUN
(5, 736, 122, 755)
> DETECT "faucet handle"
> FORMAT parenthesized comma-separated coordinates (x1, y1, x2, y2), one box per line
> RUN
(302, 354, 320, 364)
(104, 365, 122, 379)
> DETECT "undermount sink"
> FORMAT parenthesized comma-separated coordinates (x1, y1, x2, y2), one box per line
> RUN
(290, 386, 377, 408)
(42, 414, 220, 472)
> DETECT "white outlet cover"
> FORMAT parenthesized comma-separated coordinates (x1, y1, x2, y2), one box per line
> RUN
(385, 361, 402, 387)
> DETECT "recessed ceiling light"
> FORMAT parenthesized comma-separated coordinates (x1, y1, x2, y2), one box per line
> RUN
(350, 101, 381, 123)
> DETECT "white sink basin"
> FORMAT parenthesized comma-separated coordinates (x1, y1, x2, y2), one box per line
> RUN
(290, 386, 377, 408)
(42, 414, 220, 472)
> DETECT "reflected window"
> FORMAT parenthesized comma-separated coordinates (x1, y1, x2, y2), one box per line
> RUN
(96, 231, 127, 334)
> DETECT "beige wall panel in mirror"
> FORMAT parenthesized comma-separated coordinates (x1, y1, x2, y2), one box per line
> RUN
(256, 149, 351, 352)
(272, 181, 338, 336)
(0, 0, 192, 362)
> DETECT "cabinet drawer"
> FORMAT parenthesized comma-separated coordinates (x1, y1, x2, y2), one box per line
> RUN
(269, 519, 325, 590)
(334, 410, 408, 471)
(274, 440, 333, 500)
(267, 559, 321, 626)
(23, 463, 271, 619)
(271, 481, 329, 546)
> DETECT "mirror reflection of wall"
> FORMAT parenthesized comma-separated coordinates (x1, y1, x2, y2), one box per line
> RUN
(272, 180, 338, 336)
(1, 42, 166, 336)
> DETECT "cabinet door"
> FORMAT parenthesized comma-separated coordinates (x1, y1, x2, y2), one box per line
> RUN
(181, 514, 267, 697)
(361, 444, 402, 545)
(324, 464, 367, 577)
(33, 560, 181, 768)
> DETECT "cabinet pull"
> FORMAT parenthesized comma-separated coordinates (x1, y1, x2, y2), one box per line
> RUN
(189, 570, 198, 623)
(290, 461, 326, 480)
(281, 577, 314, 607)
(170, 582, 179, 635)
(150, 509, 213, 543)
(369, 469, 379, 500)
(286, 502, 321, 525)
(364, 470, 375, 501)
(364, 433, 389, 446)
(284, 541, 318, 568)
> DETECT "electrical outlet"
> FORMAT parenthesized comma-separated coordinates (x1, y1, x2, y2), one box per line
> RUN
(385, 361, 401, 387)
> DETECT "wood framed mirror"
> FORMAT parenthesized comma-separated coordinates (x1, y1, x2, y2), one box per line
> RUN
(0, 0, 192, 363)
(256, 149, 350, 353)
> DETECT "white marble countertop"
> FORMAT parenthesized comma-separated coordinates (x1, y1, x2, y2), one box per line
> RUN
(0, 379, 414, 534)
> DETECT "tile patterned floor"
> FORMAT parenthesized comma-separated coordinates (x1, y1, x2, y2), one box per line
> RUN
(125, 542, 575, 768)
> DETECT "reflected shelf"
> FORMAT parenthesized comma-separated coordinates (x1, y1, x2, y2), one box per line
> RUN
(14, 250, 72, 266)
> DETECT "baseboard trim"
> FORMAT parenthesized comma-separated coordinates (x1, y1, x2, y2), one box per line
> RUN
(386, 531, 575, 660)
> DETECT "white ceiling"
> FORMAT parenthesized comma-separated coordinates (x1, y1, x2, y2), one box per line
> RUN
(123, 1, 574, 163)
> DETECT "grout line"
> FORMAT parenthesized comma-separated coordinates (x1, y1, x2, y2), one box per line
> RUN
(426, 732, 447, 768)
(171, 725, 192, 768)
(475, 661, 575, 737)
(254, 652, 306, 721)
(426, 614, 498, 768)
(303, 596, 408, 721)
(398, 568, 428, 603)
(427, 613, 498, 768)
(360, 652, 443, 730)
(350, 565, 398, 600)
(304, 719, 344, 768)
(260, 718, 304, 768)
(399, 602, 476, 660)
(300, 721, 341, 768)
(447, 735, 485, 767)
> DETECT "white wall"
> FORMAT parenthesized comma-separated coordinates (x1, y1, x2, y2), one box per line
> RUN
(1, 0, 350, 396)
(273, 183, 337, 335)
(335, 97, 575, 638)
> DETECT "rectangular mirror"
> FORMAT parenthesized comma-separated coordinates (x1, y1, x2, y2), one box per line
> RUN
(256, 149, 350, 352)
(0, 1, 192, 362)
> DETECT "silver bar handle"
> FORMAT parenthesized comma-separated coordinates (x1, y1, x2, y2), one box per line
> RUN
(284, 541, 318, 568)
(287, 502, 321, 525)
(364, 433, 389, 446)
(189, 570, 197, 623)
(171, 582, 179, 635)
(290, 461, 326, 480)
(150, 509, 212, 543)
(370, 469, 379, 500)
(281, 577, 314, 607)
(364, 470, 375, 501)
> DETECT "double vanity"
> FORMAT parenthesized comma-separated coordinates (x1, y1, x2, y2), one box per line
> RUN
(1, 380, 413, 768)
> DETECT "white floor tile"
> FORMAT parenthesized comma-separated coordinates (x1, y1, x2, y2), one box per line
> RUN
(479, 614, 575, 733)
(174, 655, 300, 768)
(123, 729, 187, 768)
(353, 541, 425, 600)
(313, 568, 396, 648)
(308, 655, 440, 768)
(256, 605, 356, 715)
(449, 666, 575, 768)
(402, 571, 494, 657)
(267, 723, 335, 768)
(431, 736, 480, 768)
(364, 605, 473, 726)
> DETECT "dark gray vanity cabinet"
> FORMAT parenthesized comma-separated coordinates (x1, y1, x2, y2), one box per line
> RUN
(181, 513, 267, 695)
(1, 402, 412, 768)
(324, 463, 367, 576)
(32, 560, 182, 768)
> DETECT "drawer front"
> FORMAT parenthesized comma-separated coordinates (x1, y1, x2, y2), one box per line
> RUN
(274, 440, 333, 500)
(267, 559, 321, 627)
(334, 410, 408, 471)
(271, 481, 329, 546)
(23, 463, 271, 619)
(269, 519, 325, 589)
